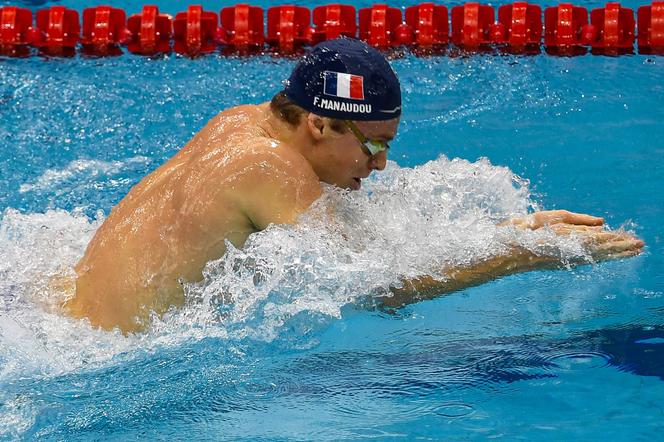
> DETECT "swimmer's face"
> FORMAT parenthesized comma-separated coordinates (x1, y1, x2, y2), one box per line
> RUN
(308, 115, 399, 190)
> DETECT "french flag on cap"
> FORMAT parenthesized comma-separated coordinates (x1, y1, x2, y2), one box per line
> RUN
(323, 71, 365, 101)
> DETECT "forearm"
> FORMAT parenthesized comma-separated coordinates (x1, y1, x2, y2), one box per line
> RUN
(380, 248, 560, 308)
(378, 210, 644, 309)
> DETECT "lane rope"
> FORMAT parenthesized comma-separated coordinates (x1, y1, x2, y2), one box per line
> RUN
(1, 2, 663, 57)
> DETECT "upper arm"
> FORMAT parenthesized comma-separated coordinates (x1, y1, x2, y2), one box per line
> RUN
(229, 144, 322, 230)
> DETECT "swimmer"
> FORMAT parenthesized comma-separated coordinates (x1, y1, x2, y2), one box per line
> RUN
(62, 39, 644, 333)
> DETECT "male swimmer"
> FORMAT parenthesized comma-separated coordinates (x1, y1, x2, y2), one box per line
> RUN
(63, 39, 644, 333)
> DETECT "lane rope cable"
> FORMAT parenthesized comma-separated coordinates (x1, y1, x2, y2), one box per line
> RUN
(1, 2, 663, 57)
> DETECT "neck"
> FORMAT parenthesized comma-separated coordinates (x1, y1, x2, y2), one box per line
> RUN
(258, 105, 316, 161)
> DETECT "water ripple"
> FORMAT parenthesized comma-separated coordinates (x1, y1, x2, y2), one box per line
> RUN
(433, 402, 475, 418)
(546, 351, 612, 371)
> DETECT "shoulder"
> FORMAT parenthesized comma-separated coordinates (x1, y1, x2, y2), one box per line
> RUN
(215, 103, 265, 120)
(193, 104, 266, 146)
(228, 140, 322, 229)
(247, 138, 317, 180)
(232, 138, 321, 199)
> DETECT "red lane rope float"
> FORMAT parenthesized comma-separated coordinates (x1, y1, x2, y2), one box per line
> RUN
(173, 5, 219, 55)
(638, 1, 664, 52)
(1, 2, 664, 57)
(267, 5, 311, 53)
(81, 6, 128, 56)
(405, 3, 449, 46)
(221, 4, 264, 51)
(33, 6, 80, 56)
(359, 4, 403, 47)
(451, 3, 494, 47)
(126, 5, 172, 54)
(0, 6, 33, 56)
(544, 3, 589, 54)
(589, 3, 635, 53)
(311, 4, 356, 43)
(498, 2, 542, 48)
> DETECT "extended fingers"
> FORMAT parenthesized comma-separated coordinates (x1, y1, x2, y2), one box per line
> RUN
(549, 210, 604, 226)
(525, 211, 645, 263)
(528, 210, 604, 229)
(546, 223, 645, 261)
(591, 236, 644, 261)
(597, 238, 644, 252)
(550, 223, 604, 235)
(573, 228, 643, 248)
(607, 249, 643, 259)
(590, 230, 637, 243)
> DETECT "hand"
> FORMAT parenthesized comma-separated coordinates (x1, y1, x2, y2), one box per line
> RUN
(503, 209, 604, 230)
(504, 210, 644, 261)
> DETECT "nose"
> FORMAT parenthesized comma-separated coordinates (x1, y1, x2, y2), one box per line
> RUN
(369, 151, 387, 171)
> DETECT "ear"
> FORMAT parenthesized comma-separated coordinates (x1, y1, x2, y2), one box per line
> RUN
(306, 113, 325, 141)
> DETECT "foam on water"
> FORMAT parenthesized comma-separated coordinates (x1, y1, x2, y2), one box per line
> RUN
(0, 156, 597, 385)
(18, 156, 150, 193)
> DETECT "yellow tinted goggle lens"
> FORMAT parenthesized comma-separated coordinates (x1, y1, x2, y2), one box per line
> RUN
(345, 120, 390, 156)
(364, 140, 388, 156)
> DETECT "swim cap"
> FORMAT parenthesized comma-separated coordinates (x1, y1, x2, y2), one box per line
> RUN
(283, 38, 401, 121)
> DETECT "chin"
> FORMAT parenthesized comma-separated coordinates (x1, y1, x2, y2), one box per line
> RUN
(326, 178, 361, 190)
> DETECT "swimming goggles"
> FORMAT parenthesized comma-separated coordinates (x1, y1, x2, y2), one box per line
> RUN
(344, 120, 390, 157)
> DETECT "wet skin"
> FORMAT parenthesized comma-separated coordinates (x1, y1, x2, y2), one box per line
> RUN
(64, 103, 397, 332)
(63, 104, 643, 333)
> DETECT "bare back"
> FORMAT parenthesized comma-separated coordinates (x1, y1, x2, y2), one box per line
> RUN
(65, 104, 321, 332)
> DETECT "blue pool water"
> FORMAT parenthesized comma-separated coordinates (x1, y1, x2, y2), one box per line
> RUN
(1, 0, 664, 440)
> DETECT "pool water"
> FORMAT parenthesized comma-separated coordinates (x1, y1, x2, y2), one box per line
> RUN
(1, 0, 664, 440)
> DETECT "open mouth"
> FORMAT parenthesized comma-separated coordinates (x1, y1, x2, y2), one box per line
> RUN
(352, 177, 361, 189)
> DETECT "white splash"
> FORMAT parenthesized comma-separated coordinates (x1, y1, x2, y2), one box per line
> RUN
(0, 156, 591, 381)
(19, 156, 150, 193)
(170, 157, 588, 342)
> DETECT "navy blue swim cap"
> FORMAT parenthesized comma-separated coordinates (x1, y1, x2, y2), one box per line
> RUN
(283, 38, 401, 121)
